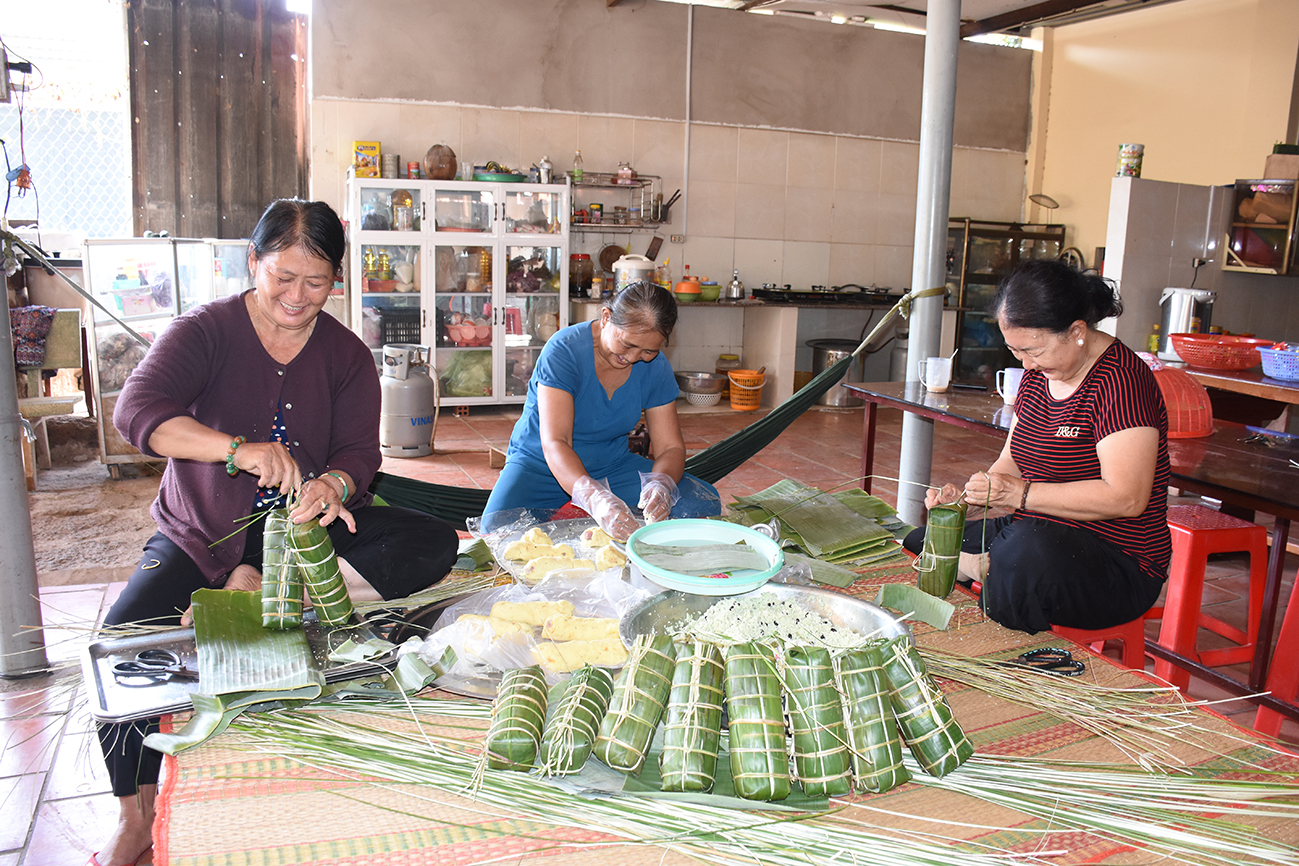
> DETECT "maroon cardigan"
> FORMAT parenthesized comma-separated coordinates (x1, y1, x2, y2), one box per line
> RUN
(114, 291, 381, 584)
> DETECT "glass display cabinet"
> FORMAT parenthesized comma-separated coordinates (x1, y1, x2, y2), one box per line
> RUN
(347, 176, 569, 406)
(83, 238, 246, 476)
(1223, 179, 1299, 275)
(946, 219, 1066, 385)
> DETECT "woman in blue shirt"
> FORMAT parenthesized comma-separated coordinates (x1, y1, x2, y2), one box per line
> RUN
(484, 282, 719, 539)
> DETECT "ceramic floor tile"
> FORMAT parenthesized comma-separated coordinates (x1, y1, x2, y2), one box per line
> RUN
(0, 714, 64, 777)
(23, 792, 122, 866)
(0, 773, 43, 851)
(43, 731, 111, 801)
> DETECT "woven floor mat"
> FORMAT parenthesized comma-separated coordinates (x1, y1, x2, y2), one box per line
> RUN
(156, 586, 1299, 865)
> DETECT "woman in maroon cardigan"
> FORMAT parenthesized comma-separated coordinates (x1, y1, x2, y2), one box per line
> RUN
(94, 199, 458, 866)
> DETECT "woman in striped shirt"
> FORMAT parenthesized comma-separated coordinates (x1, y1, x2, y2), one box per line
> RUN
(904, 259, 1170, 633)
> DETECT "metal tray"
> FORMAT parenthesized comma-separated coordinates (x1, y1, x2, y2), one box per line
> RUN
(620, 582, 912, 648)
(82, 613, 398, 723)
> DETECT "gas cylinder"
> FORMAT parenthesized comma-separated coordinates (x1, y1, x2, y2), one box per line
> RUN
(380, 344, 437, 457)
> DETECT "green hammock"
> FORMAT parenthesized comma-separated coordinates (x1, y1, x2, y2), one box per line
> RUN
(369, 288, 940, 529)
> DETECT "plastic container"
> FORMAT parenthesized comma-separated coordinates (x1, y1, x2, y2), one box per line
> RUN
(1260, 345, 1299, 381)
(569, 253, 593, 295)
(728, 369, 766, 411)
(1150, 364, 1213, 438)
(625, 519, 783, 596)
(715, 353, 741, 399)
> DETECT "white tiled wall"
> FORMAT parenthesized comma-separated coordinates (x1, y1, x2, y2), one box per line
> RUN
(312, 99, 1027, 294)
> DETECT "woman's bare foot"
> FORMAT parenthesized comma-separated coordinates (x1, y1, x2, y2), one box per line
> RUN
(95, 785, 155, 866)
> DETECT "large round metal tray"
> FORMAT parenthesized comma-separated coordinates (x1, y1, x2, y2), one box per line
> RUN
(620, 582, 911, 648)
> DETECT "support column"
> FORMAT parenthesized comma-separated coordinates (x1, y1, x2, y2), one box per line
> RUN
(898, 0, 960, 526)
(1, 284, 49, 677)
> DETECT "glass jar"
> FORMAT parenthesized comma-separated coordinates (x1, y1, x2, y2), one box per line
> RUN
(570, 253, 594, 295)
(716, 353, 741, 399)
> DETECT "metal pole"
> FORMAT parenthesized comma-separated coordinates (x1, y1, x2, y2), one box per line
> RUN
(0, 290, 50, 677)
(897, 0, 960, 526)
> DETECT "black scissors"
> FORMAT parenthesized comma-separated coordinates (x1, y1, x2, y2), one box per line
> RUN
(1004, 647, 1086, 677)
(112, 648, 200, 684)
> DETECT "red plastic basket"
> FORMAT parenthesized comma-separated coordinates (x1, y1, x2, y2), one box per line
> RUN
(1167, 334, 1274, 371)
(1151, 366, 1213, 438)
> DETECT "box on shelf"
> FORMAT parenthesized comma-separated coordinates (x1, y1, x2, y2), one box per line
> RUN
(353, 141, 381, 178)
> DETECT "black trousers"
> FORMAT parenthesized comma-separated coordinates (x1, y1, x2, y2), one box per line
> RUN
(97, 504, 458, 796)
(903, 515, 1164, 634)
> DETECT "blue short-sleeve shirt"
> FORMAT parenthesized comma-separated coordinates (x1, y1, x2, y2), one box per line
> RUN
(507, 321, 678, 478)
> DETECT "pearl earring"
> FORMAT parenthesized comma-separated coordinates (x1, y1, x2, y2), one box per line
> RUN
(1077, 339, 1084, 346)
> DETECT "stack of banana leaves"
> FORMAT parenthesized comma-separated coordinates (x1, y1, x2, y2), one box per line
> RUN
(731, 479, 911, 569)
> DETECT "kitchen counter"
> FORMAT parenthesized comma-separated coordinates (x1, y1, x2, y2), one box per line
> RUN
(569, 295, 913, 310)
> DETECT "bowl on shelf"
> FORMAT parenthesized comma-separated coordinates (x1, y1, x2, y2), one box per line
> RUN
(1168, 333, 1273, 370)
(1259, 344, 1299, 381)
(698, 282, 720, 302)
(474, 323, 492, 340)
(675, 371, 726, 395)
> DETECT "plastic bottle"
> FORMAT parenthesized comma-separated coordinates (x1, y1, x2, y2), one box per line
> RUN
(572, 150, 584, 184)
(1148, 324, 1161, 354)
(716, 353, 741, 399)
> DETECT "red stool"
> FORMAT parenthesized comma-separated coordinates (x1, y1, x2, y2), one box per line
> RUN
(1148, 504, 1268, 691)
(1051, 617, 1148, 670)
(1254, 583, 1299, 737)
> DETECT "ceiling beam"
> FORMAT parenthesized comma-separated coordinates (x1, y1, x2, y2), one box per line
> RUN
(959, 0, 1104, 38)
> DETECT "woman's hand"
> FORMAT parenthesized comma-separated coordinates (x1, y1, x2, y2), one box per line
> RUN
(639, 471, 680, 524)
(961, 471, 1026, 511)
(289, 473, 357, 532)
(924, 483, 962, 510)
(572, 475, 640, 541)
(232, 440, 302, 497)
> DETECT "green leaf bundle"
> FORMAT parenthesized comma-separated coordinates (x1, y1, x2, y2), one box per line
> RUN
(593, 634, 676, 774)
(485, 665, 549, 770)
(659, 640, 726, 793)
(539, 664, 615, 776)
(916, 500, 966, 598)
(878, 637, 973, 777)
(781, 646, 851, 796)
(724, 642, 790, 801)
(836, 645, 911, 793)
(289, 517, 354, 626)
(261, 508, 303, 630)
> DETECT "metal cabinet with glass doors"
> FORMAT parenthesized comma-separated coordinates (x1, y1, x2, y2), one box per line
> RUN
(347, 176, 570, 406)
(83, 237, 248, 476)
(946, 219, 1066, 385)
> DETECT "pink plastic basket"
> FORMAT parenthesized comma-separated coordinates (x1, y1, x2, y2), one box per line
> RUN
(1259, 345, 1299, 381)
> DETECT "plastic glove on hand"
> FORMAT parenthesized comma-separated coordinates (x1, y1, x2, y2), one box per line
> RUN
(638, 471, 680, 524)
(571, 475, 640, 542)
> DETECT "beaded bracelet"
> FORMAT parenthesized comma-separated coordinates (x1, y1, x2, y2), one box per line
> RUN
(323, 470, 349, 503)
(225, 435, 247, 476)
(1019, 479, 1032, 511)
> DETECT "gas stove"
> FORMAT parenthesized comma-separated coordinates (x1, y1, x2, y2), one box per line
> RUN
(750, 283, 901, 303)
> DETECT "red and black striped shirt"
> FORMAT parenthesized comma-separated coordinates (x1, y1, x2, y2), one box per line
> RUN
(1009, 340, 1171, 583)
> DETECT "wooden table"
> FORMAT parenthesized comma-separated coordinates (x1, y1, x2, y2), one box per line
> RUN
(1179, 365, 1299, 406)
(844, 381, 1298, 717)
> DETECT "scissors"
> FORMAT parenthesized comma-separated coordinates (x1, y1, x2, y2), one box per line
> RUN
(1004, 647, 1086, 677)
(112, 648, 200, 684)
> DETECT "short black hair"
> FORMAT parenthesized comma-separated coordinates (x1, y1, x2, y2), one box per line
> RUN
(992, 259, 1122, 334)
(606, 280, 678, 339)
(248, 199, 345, 274)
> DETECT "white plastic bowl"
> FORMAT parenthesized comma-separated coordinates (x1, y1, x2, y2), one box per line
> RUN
(626, 519, 784, 596)
(685, 391, 722, 406)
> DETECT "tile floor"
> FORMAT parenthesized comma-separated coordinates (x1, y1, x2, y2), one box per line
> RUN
(4, 402, 1297, 864)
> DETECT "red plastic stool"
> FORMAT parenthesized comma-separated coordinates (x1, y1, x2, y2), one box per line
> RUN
(1254, 581, 1299, 737)
(1051, 617, 1148, 670)
(1149, 504, 1268, 691)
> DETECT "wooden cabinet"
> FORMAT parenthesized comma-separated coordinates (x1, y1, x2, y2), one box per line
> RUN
(1224, 179, 1299, 275)
(346, 177, 570, 405)
(946, 219, 1066, 385)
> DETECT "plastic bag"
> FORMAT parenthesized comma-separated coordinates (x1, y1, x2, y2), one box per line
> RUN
(467, 509, 627, 585)
(414, 570, 651, 690)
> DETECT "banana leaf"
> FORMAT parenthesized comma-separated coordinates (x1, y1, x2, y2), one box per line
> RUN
(485, 665, 549, 770)
(261, 508, 303, 629)
(143, 589, 324, 756)
(539, 664, 615, 776)
(290, 518, 354, 626)
(916, 501, 967, 598)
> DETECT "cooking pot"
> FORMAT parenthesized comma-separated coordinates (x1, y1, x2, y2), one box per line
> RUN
(613, 254, 655, 295)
